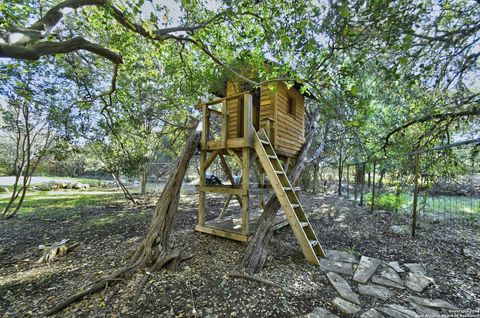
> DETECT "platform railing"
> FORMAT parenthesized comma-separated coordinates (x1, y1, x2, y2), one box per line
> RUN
(200, 92, 252, 150)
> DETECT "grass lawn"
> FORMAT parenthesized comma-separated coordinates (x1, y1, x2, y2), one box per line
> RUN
(0, 189, 125, 220)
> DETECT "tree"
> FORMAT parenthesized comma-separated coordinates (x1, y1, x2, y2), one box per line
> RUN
(0, 82, 57, 219)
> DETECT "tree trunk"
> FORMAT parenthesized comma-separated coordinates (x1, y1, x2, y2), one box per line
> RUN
(313, 162, 318, 194)
(140, 167, 148, 195)
(130, 128, 201, 268)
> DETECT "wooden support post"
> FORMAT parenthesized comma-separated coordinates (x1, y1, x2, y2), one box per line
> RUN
(371, 161, 376, 212)
(412, 154, 420, 238)
(244, 94, 253, 147)
(242, 147, 250, 236)
(360, 162, 365, 206)
(198, 104, 209, 226)
(221, 99, 227, 148)
(198, 150, 206, 226)
(201, 104, 209, 150)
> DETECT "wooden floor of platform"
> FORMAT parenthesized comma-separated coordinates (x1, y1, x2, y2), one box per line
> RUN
(195, 210, 289, 242)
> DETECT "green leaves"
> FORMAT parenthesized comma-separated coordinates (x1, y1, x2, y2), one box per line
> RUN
(350, 85, 359, 96)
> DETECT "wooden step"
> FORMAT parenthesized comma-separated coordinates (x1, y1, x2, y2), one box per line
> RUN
(259, 139, 269, 145)
(253, 128, 325, 265)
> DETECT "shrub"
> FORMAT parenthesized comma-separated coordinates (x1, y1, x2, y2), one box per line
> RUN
(366, 192, 406, 211)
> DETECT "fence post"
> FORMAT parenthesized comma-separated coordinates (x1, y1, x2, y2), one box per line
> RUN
(412, 154, 420, 238)
(371, 161, 376, 212)
(360, 162, 366, 206)
(338, 151, 343, 196)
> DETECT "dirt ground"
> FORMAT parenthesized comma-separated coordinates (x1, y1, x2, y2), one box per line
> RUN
(1, 189, 479, 317)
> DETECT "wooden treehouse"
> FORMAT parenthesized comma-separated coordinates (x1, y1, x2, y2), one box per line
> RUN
(196, 79, 325, 265)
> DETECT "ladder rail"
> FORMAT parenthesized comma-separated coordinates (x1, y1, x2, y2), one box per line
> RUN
(253, 128, 325, 264)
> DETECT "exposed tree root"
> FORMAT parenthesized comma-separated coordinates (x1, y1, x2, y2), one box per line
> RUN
(45, 127, 201, 316)
(45, 264, 136, 316)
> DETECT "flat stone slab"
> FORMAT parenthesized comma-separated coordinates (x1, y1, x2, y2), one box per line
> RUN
(408, 296, 458, 310)
(332, 297, 361, 315)
(378, 304, 419, 318)
(409, 302, 440, 316)
(325, 250, 358, 263)
(404, 263, 426, 275)
(307, 307, 339, 318)
(327, 272, 361, 305)
(353, 256, 382, 284)
(358, 284, 394, 300)
(380, 267, 403, 285)
(372, 276, 405, 290)
(320, 259, 354, 275)
(388, 261, 404, 273)
(361, 308, 385, 318)
(405, 273, 434, 292)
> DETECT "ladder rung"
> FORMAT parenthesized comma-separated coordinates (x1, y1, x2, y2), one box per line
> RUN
(267, 155, 277, 159)
(259, 139, 269, 145)
(291, 204, 300, 208)
(300, 221, 309, 228)
(283, 187, 293, 191)
(275, 170, 284, 175)
(309, 240, 318, 247)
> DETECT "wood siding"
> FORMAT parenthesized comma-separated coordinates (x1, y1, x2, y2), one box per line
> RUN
(223, 80, 305, 158)
(274, 82, 305, 157)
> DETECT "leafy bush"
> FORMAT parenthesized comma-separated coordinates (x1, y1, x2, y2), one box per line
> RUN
(366, 192, 406, 211)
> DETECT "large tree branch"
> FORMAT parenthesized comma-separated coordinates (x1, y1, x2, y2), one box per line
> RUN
(0, 36, 122, 64)
(1, 0, 107, 45)
(383, 104, 480, 149)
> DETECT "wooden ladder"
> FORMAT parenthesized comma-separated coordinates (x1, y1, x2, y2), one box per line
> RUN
(253, 129, 326, 265)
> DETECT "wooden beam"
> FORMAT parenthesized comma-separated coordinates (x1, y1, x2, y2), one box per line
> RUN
(198, 150, 206, 226)
(219, 153, 243, 211)
(195, 225, 249, 242)
(221, 99, 227, 148)
(198, 185, 245, 195)
(204, 150, 220, 171)
(242, 147, 250, 236)
(227, 149, 243, 167)
(218, 194, 233, 219)
(243, 94, 253, 147)
(201, 104, 209, 150)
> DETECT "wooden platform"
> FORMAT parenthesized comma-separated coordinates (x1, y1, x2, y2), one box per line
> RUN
(195, 210, 289, 242)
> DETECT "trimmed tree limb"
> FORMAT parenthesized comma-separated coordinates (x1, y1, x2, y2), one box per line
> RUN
(227, 273, 283, 289)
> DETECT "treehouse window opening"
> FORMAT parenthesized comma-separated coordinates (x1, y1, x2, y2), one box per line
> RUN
(287, 96, 296, 117)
